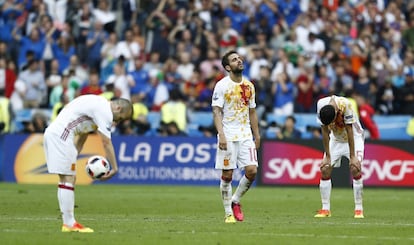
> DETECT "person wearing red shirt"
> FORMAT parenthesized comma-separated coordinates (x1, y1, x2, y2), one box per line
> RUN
(355, 93, 380, 140)
(80, 70, 103, 95)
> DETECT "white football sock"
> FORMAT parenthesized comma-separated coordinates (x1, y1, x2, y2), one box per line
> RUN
(58, 182, 76, 226)
(353, 178, 363, 211)
(319, 179, 332, 210)
(220, 178, 233, 215)
(232, 175, 252, 204)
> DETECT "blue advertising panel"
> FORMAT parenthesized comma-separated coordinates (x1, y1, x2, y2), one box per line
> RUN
(2, 134, 244, 186)
(106, 136, 243, 185)
(0, 135, 4, 181)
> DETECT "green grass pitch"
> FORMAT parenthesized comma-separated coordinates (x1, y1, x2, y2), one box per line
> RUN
(0, 183, 413, 245)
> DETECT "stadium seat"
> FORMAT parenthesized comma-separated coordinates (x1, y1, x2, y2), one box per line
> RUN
(147, 112, 161, 130)
(373, 115, 411, 140)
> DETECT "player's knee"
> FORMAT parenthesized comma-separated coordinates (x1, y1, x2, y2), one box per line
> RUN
(245, 168, 257, 181)
(350, 164, 361, 177)
(221, 170, 233, 181)
(320, 163, 332, 179)
(320, 163, 331, 174)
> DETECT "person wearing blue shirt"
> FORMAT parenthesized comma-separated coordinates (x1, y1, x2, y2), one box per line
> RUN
(129, 57, 151, 96)
(223, 1, 249, 35)
(86, 21, 108, 72)
(13, 27, 46, 69)
(276, 0, 302, 27)
(273, 72, 295, 116)
(256, 0, 279, 33)
(52, 34, 76, 74)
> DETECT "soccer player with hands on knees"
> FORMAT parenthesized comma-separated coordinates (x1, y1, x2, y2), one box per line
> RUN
(43, 95, 133, 232)
(212, 50, 260, 223)
(315, 95, 365, 219)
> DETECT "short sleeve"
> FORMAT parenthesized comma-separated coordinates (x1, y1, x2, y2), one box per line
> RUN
(211, 83, 224, 108)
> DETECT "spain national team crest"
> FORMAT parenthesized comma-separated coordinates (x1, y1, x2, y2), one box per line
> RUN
(240, 83, 251, 105)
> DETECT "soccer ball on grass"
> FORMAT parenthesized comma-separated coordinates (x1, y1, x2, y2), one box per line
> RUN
(85, 155, 110, 179)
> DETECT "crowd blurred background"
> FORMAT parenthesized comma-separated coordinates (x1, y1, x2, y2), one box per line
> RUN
(0, 0, 413, 138)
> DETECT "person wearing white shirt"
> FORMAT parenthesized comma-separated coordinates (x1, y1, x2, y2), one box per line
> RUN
(106, 63, 135, 100)
(212, 50, 260, 223)
(43, 94, 132, 232)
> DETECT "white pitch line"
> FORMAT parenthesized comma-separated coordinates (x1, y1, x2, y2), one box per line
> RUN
(3, 216, 414, 227)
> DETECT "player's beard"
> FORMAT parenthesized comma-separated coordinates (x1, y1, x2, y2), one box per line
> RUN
(232, 64, 244, 75)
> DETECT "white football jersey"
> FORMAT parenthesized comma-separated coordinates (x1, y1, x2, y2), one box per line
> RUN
(317, 95, 364, 142)
(211, 76, 256, 141)
(46, 95, 113, 141)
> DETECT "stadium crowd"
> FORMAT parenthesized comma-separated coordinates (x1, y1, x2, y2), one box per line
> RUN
(0, 0, 413, 137)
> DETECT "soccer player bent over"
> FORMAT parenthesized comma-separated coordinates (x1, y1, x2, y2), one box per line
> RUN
(43, 95, 133, 232)
(212, 50, 261, 223)
(315, 95, 365, 218)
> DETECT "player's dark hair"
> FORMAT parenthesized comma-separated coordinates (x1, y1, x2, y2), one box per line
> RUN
(319, 105, 336, 125)
(221, 50, 238, 71)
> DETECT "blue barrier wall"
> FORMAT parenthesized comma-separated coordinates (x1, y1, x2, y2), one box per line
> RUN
(1, 134, 242, 186)
(11, 109, 413, 140)
(2, 134, 414, 187)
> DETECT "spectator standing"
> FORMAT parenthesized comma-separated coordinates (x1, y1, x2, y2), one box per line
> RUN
(106, 63, 135, 100)
(295, 65, 315, 113)
(194, 78, 216, 112)
(254, 65, 274, 121)
(354, 92, 380, 140)
(223, 0, 249, 35)
(176, 51, 195, 82)
(247, 46, 270, 81)
(353, 66, 372, 100)
(130, 90, 150, 135)
(115, 28, 141, 72)
(45, 59, 62, 103)
(163, 57, 184, 91)
(145, 2, 172, 62)
(276, 0, 302, 27)
(80, 70, 103, 95)
(375, 78, 399, 115)
(160, 89, 187, 132)
(73, 2, 95, 66)
(100, 32, 118, 81)
(129, 57, 150, 99)
(398, 70, 414, 115)
(271, 49, 295, 82)
(64, 55, 89, 88)
(44, 0, 68, 30)
(313, 64, 334, 101)
(146, 70, 169, 111)
(199, 48, 225, 80)
(4, 58, 17, 99)
(52, 33, 76, 74)
(92, 0, 117, 33)
(12, 26, 46, 70)
(272, 72, 295, 117)
(143, 52, 164, 74)
(86, 21, 108, 73)
(17, 59, 47, 108)
(218, 16, 239, 54)
(49, 71, 76, 107)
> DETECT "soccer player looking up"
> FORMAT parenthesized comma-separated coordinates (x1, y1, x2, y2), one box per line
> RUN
(212, 50, 260, 223)
(315, 95, 365, 218)
(43, 95, 133, 232)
